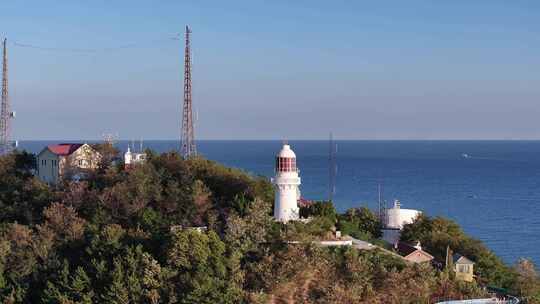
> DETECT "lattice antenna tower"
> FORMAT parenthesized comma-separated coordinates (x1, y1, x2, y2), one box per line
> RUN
(102, 132, 119, 146)
(378, 178, 387, 225)
(0, 38, 14, 155)
(180, 25, 196, 158)
(328, 133, 337, 202)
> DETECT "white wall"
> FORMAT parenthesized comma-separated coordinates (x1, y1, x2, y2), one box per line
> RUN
(37, 149, 59, 184)
(386, 208, 421, 229)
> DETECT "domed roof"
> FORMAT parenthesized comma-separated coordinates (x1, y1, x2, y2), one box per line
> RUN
(277, 144, 296, 158)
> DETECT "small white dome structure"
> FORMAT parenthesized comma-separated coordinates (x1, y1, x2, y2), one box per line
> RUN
(272, 144, 301, 222)
(277, 145, 297, 158)
(382, 200, 422, 245)
(385, 200, 421, 229)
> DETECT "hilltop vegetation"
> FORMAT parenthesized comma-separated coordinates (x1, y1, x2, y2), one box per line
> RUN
(0, 149, 538, 303)
(401, 214, 540, 302)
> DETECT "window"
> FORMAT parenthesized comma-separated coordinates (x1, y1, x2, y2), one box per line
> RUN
(276, 157, 297, 172)
(457, 265, 470, 273)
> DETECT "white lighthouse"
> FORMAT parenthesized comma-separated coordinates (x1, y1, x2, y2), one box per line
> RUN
(272, 143, 301, 222)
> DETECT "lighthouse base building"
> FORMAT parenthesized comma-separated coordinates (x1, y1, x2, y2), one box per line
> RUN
(272, 144, 301, 222)
(381, 200, 421, 245)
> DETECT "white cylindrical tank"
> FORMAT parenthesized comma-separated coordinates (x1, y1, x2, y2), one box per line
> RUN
(272, 144, 301, 222)
(385, 200, 421, 229)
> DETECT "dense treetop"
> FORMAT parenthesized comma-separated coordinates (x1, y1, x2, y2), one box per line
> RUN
(0, 149, 538, 303)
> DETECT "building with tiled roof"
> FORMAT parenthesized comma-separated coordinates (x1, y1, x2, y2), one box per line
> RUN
(453, 254, 475, 282)
(395, 241, 434, 264)
(37, 143, 101, 184)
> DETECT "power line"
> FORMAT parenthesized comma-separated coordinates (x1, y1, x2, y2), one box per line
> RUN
(9, 35, 180, 53)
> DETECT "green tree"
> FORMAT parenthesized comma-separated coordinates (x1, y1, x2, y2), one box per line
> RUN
(300, 201, 337, 223)
(43, 261, 94, 304)
(514, 258, 540, 302)
(91, 143, 120, 172)
(186, 157, 272, 213)
(225, 198, 273, 254)
(166, 229, 241, 304)
(40, 202, 86, 243)
(337, 207, 382, 240)
(401, 214, 515, 288)
(0, 151, 52, 224)
(100, 246, 164, 304)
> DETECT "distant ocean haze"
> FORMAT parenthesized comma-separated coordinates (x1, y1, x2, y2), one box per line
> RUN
(21, 140, 540, 265)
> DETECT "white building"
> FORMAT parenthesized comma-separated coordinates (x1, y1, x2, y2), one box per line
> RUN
(36, 143, 101, 184)
(272, 144, 301, 222)
(124, 146, 146, 169)
(382, 200, 421, 245)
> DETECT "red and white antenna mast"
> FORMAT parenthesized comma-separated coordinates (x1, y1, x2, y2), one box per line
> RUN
(180, 25, 196, 158)
(0, 38, 14, 155)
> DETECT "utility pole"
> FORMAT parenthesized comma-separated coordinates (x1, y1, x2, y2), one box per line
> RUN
(378, 179, 384, 223)
(180, 26, 196, 158)
(328, 133, 337, 202)
(377, 177, 388, 226)
(0, 38, 13, 156)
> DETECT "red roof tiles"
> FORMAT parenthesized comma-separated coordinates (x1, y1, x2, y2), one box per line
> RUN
(47, 143, 83, 156)
(396, 241, 434, 261)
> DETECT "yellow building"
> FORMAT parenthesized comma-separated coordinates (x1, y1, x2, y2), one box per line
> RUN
(453, 254, 475, 282)
(37, 143, 101, 184)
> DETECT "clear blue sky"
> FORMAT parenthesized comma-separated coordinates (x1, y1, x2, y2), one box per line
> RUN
(2, 1, 540, 140)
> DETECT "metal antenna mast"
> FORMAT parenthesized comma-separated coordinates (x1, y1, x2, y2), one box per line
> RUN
(180, 25, 196, 158)
(328, 133, 337, 202)
(378, 178, 386, 225)
(0, 38, 13, 156)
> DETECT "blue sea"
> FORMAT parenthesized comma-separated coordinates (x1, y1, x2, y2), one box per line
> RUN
(19, 140, 540, 265)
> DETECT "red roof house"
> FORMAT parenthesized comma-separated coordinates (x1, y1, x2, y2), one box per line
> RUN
(47, 143, 84, 156)
(37, 143, 101, 184)
(395, 241, 434, 264)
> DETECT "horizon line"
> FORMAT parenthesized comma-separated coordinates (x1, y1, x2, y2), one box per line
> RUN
(15, 138, 540, 142)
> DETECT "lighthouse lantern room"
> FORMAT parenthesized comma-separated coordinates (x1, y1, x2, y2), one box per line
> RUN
(272, 143, 301, 222)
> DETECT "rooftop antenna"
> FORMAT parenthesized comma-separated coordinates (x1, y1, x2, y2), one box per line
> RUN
(328, 132, 337, 202)
(0, 38, 14, 155)
(180, 25, 197, 158)
(102, 132, 118, 146)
